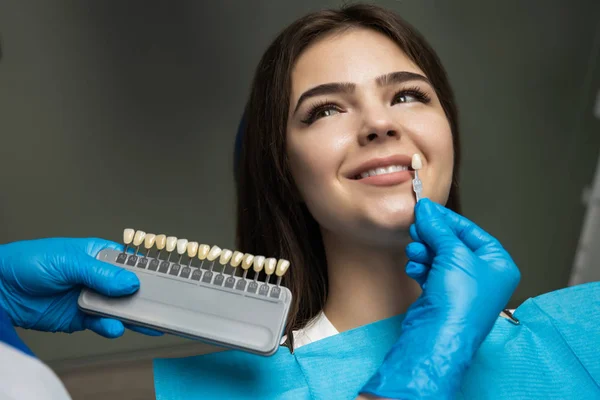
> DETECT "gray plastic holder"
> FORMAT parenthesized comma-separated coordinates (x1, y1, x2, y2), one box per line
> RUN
(78, 248, 292, 356)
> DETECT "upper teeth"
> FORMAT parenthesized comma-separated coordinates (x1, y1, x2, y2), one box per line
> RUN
(359, 165, 408, 179)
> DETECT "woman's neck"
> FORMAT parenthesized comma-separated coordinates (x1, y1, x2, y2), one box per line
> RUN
(321, 229, 421, 333)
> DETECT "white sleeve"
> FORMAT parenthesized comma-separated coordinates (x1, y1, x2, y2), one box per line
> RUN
(0, 342, 72, 400)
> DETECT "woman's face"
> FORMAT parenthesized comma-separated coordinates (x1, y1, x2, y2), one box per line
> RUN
(286, 28, 454, 246)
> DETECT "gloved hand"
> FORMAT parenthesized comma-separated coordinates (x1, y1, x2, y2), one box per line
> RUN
(361, 198, 521, 399)
(0, 237, 162, 338)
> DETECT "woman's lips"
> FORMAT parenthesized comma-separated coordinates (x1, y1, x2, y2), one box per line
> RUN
(352, 170, 412, 186)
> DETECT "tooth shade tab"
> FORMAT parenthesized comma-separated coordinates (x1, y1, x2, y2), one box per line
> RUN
(166, 236, 177, 252)
(264, 258, 276, 275)
(359, 165, 408, 179)
(219, 249, 233, 265)
(123, 229, 135, 244)
(187, 242, 199, 257)
(231, 251, 244, 267)
(276, 259, 290, 277)
(198, 244, 210, 260)
(133, 231, 146, 246)
(144, 234, 156, 249)
(411, 154, 423, 170)
(241, 254, 254, 270)
(253, 256, 266, 272)
(207, 246, 222, 261)
(176, 239, 188, 255)
(155, 234, 167, 250)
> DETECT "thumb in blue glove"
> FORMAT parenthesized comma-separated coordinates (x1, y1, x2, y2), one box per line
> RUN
(0, 237, 161, 338)
(361, 199, 520, 399)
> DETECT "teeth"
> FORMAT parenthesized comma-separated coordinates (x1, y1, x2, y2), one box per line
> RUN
(155, 234, 167, 250)
(187, 242, 199, 258)
(198, 244, 210, 260)
(133, 230, 146, 246)
(176, 239, 188, 255)
(241, 254, 254, 270)
(412, 154, 423, 170)
(231, 251, 244, 267)
(253, 255, 266, 272)
(207, 245, 222, 261)
(144, 233, 156, 249)
(123, 229, 135, 244)
(166, 236, 177, 252)
(276, 259, 290, 277)
(359, 165, 408, 179)
(219, 249, 233, 265)
(264, 258, 276, 275)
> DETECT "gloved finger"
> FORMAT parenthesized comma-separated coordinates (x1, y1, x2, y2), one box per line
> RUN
(409, 224, 422, 243)
(430, 203, 499, 253)
(64, 254, 140, 297)
(405, 261, 429, 287)
(414, 198, 461, 253)
(125, 324, 164, 336)
(83, 316, 125, 338)
(405, 242, 433, 265)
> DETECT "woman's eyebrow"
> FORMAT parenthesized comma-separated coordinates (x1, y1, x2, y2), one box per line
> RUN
(292, 71, 430, 116)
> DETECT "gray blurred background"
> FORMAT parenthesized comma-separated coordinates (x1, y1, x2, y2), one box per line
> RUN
(1, 0, 599, 398)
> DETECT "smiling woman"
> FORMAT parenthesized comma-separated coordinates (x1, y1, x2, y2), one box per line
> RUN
(150, 3, 600, 400)
(237, 3, 461, 348)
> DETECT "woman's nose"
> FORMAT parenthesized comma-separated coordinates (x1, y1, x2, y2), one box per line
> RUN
(357, 117, 400, 146)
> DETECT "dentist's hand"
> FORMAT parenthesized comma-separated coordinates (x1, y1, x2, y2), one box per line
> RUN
(0, 237, 162, 338)
(361, 199, 520, 399)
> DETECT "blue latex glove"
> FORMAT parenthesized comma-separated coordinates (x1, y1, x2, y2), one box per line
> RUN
(0, 237, 162, 338)
(361, 198, 521, 399)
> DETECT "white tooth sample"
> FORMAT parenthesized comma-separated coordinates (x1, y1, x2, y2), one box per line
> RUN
(231, 251, 244, 267)
(155, 234, 167, 250)
(241, 254, 254, 270)
(207, 245, 222, 261)
(264, 258, 276, 275)
(276, 259, 290, 277)
(253, 255, 266, 272)
(133, 230, 146, 246)
(144, 233, 156, 249)
(412, 154, 423, 170)
(219, 249, 233, 265)
(198, 244, 210, 260)
(166, 236, 177, 252)
(123, 229, 135, 244)
(187, 241, 199, 258)
(176, 239, 189, 255)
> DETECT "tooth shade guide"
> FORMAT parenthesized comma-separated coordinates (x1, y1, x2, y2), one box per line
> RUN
(123, 228, 135, 253)
(411, 153, 423, 170)
(117, 228, 288, 294)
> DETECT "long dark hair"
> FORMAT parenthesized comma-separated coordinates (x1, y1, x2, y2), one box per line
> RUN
(235, 3, 461, 350)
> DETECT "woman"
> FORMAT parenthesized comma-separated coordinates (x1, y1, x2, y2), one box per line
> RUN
(236, 2, 463, 351)
(154, 3, 598, 399)
(159, 3, 521, 398)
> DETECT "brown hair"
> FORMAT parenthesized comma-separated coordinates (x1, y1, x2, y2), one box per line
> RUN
(235, 3, 461, 351)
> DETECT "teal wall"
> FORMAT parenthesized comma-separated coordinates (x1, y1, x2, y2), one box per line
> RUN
(0, 0, 598, 363)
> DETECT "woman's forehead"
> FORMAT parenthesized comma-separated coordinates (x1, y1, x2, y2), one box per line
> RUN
(290, 28, 424, 95)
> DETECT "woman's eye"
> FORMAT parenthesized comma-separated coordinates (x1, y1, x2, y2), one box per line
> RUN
(395, 94, 417, 104)
(315, 108, 339, 119)
(392, 88, 431, 105)
(302, 105, 341, 124)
